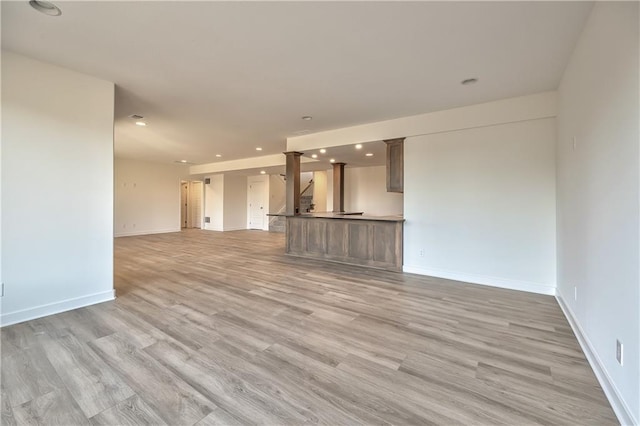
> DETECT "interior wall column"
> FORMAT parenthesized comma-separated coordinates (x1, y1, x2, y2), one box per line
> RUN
(284, 151, 303, 215)
(332, 162, 346, 213)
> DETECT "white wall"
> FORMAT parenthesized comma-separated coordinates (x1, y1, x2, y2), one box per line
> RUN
(204, 175, 224, 231)
(269, 174, 286, 214)
(404, 118, 557, 295)
(203, 174, 247, 232)
(344, 166, 403, 216)
(312, 171, 327, 212)
(115, 158, 189, 237)
(223, 175, 247, 231)
(1, 52, 115, 326)
(556, 3, 639, 424)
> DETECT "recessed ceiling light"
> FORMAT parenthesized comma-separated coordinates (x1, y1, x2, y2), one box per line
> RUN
(365, 153, 374, 157)
(330, 159, 336, 163)
(311, 154, 318, 159)
(174, 160, 192, 165)
(256, 147, 262, 151)
(135, 121, 147, 126)
(215, 154, 222, 158)
(29, 0, 62, 16)
(180, 160, 187, 163)
(461, 78, 478, 85)
(302, 116, 312, 121)
(260, 170, 266, 175)
(319, 149, 326, 154)
(355, 144, 363, 149)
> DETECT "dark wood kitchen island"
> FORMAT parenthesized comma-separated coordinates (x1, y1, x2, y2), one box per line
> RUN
(285, 213, 404, 272)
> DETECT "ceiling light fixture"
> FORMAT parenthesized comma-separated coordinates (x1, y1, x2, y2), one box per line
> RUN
(461, 78, 478, 85)
(135, 121, 147, 126)
(330, 158, 336, 163)
(302, 116, 312, 121)
(311, 154, 318, 159)
(128, 114, 144, 120)
(29, 0, 62, 16)
(319, 149, 326, 154)
(366, 153, 374, 157)
(215, 154, 222, 158)
(256, 147, 262, 151)
(260, 171, 266, 175)
(180, 160, 188, 163)
(355, 144, 363, 149)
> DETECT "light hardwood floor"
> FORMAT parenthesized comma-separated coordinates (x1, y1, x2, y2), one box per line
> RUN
(2, 229, 617, 425)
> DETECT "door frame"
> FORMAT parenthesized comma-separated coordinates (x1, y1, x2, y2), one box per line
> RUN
(247, 175, 270, 231)
(180, 179, 205, 230)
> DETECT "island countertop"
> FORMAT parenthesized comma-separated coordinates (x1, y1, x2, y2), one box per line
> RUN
(269, 212, 404, 222)
(298, 212, 404, 222)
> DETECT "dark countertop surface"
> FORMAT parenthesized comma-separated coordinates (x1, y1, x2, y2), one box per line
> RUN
(270, 212, 404, 222)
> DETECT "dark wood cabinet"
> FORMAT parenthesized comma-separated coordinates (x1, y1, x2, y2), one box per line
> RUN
(286, 215, 404, 272)
(385, 138, 404, 193)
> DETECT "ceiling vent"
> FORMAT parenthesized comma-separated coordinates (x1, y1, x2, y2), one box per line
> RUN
(128, 114, 144, 120)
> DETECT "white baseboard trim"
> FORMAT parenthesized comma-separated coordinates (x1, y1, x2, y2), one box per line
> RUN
(1, 289, 116, 327)
(223, 226, 248, 232)
(403, 265, 556, 295)
(556, 291, 637, 426)
(115, 228, 181, 238)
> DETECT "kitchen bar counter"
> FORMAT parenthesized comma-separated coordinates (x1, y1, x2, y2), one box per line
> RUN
(285, 214, 404, 271)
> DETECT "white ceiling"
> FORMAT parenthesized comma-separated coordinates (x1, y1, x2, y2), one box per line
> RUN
(2, 1, 592, 167)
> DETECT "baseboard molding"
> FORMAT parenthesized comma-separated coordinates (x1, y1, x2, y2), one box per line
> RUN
(115, 228, 181, 238)
(403, 265, 556, 295)
(1, 289, 116, 327)
(556, 291, 637, 426)
(223, 226, 248, 232)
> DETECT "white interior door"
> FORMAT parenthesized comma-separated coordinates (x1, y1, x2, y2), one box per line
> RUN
(248, 181, 266, 230)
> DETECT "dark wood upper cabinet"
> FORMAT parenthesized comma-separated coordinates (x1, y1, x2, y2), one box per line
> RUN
(384, 138, 404, 193)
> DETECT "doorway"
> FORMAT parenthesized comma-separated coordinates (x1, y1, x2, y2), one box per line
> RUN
(180, 180, 203, 229)
(248, 181, 266, 230)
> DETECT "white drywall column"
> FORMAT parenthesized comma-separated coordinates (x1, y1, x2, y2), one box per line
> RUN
(204, 175, 224, 231)
(203, 174, 248, 231)
(556, 3, 639, 423)
(223, 175, 247, 231)
(1, 52, 115, 326)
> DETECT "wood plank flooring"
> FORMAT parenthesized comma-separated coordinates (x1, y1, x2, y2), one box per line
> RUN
(1, 229, 617, 425)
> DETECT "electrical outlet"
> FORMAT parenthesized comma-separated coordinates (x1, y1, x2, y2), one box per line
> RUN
(1, 283, 4, 297)
(616, 340, 623, 366)
(574, 286, 577, 301)
(419, 249, 424, 257)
